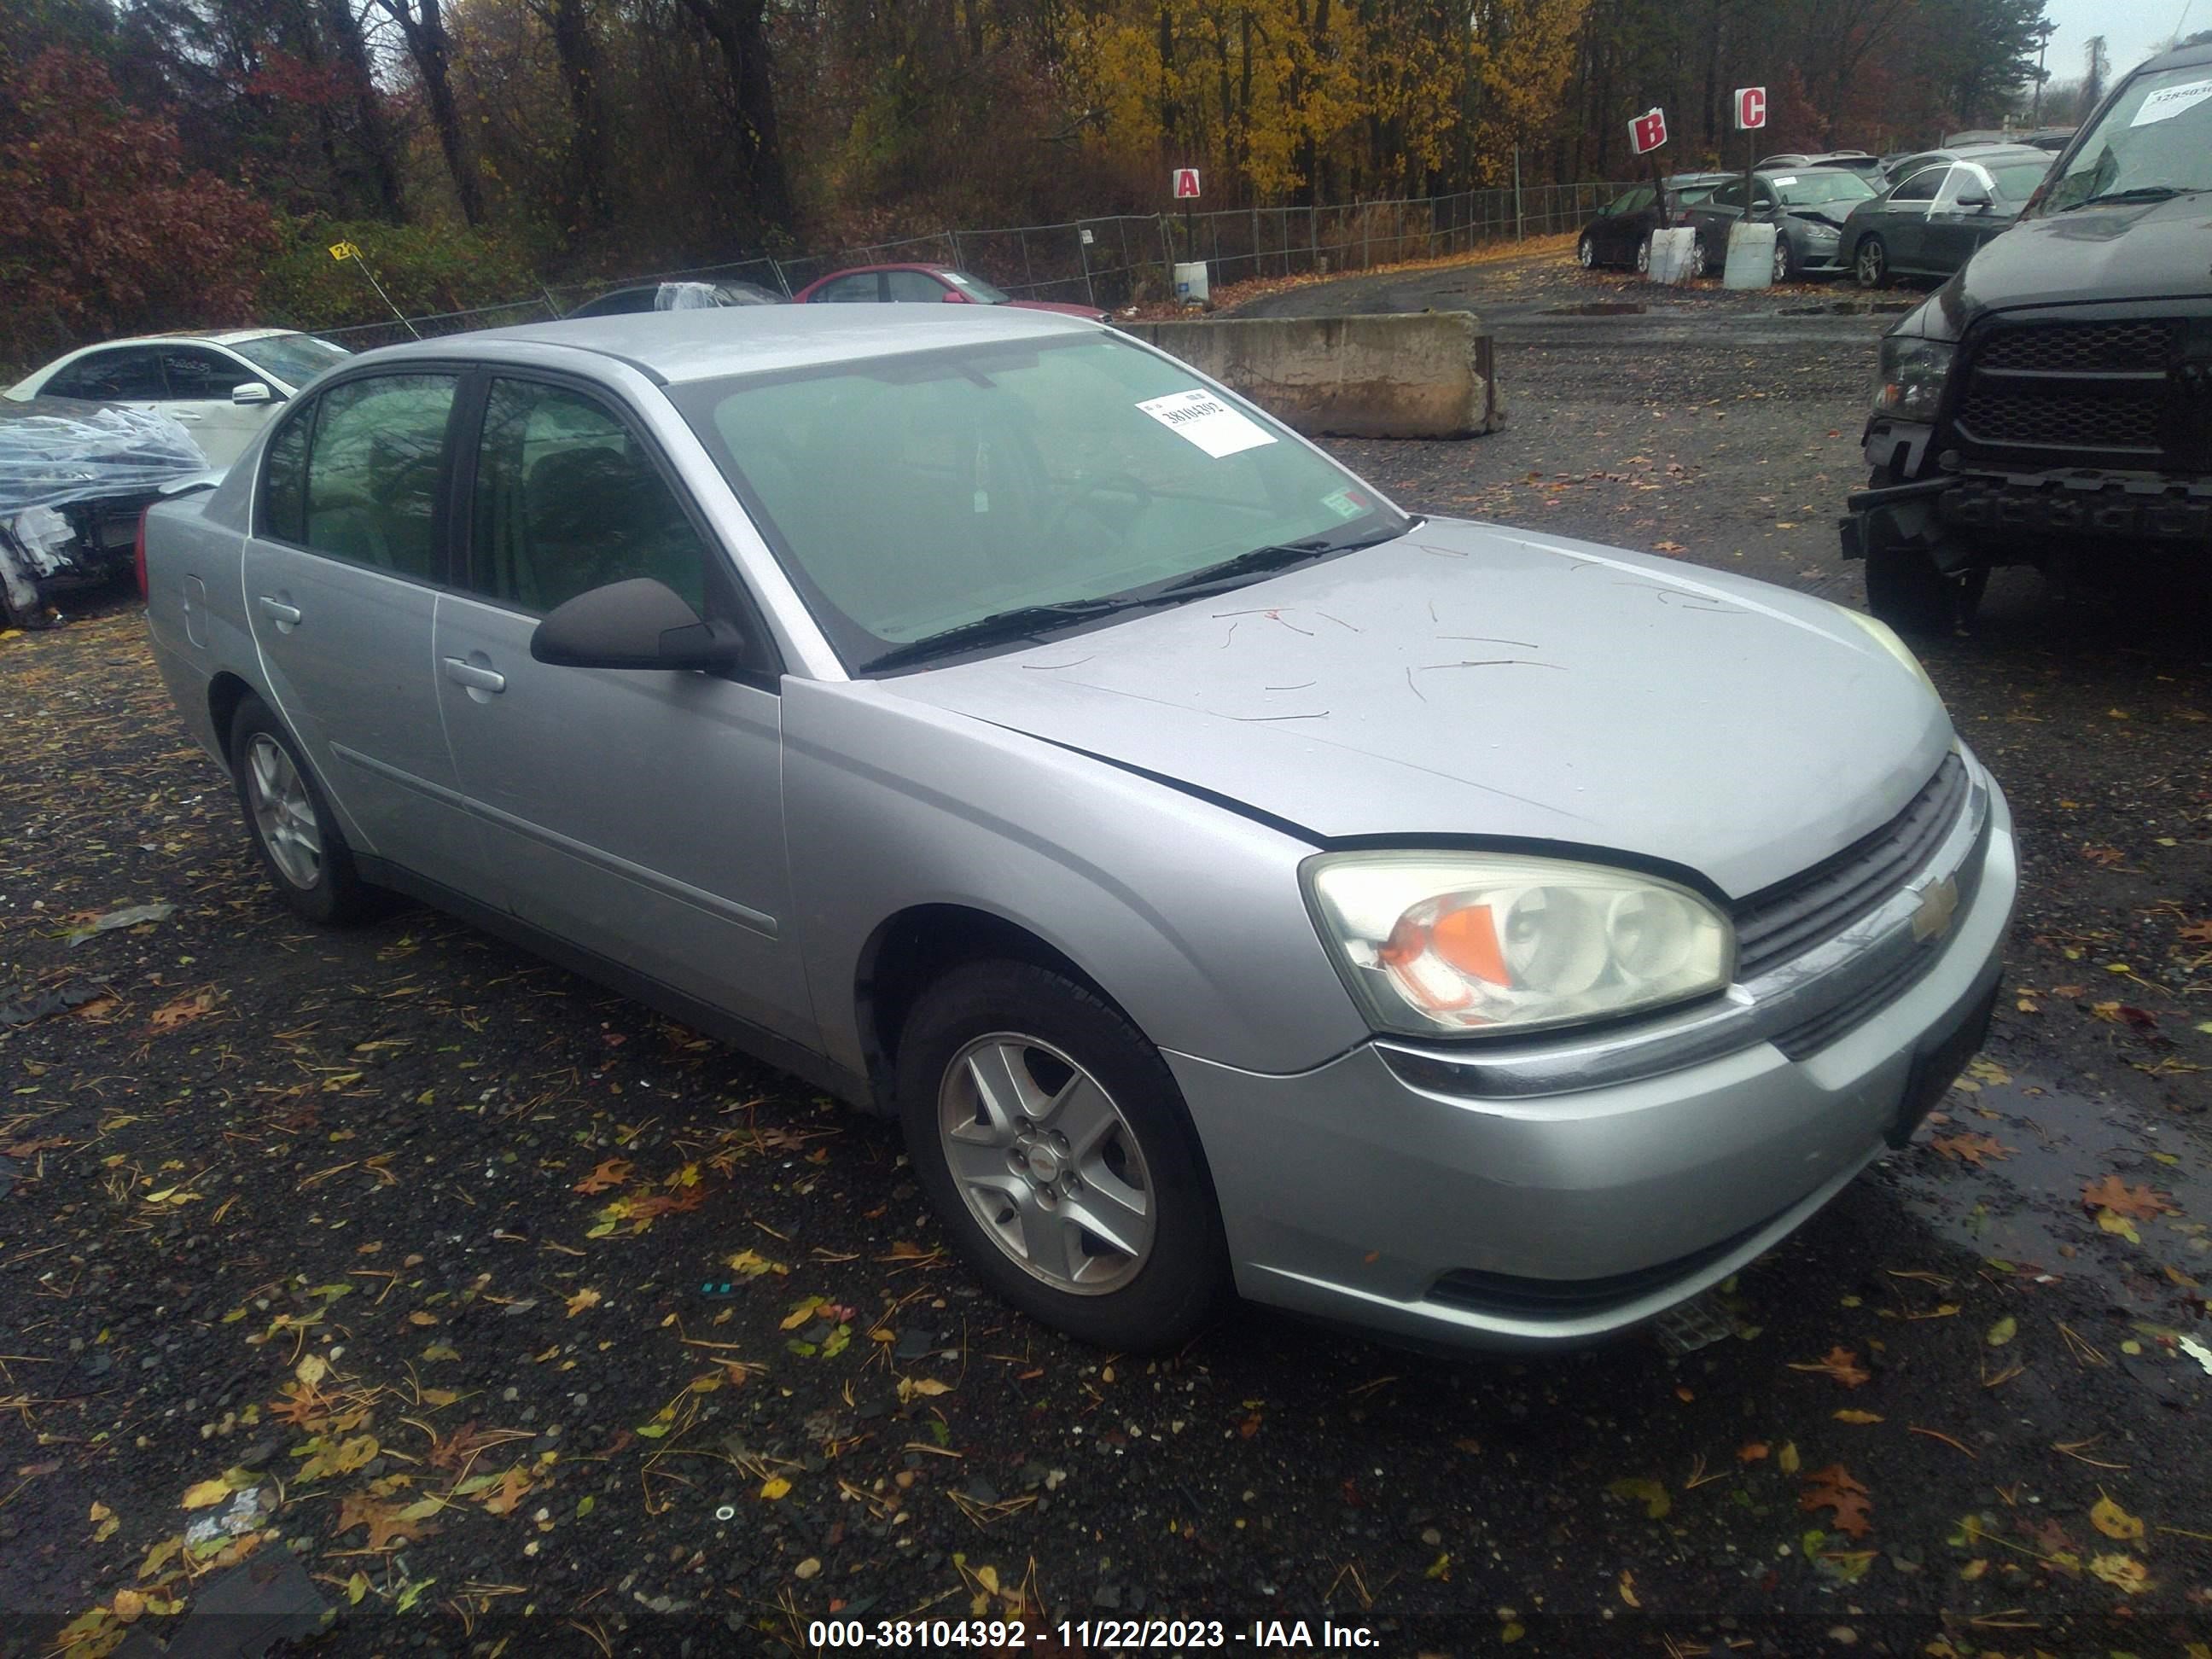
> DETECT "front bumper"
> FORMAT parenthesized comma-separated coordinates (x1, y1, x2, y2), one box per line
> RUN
(1169, 773, 2015, 1351)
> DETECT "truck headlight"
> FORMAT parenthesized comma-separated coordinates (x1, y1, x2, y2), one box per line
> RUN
(1303, 853, 1734, 1038)
(1873, 336, 1954, 422)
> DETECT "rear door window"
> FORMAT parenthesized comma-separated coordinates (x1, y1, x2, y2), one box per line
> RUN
(44, 347, 166, 401)
(885, 271, 947, 302)
(1890, 166, 1948, 204)
(298, 375, 459, 580)
(158, 347, 247, 400)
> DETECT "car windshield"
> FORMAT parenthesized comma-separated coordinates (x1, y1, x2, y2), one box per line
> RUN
(2042, 62, 2212, 210)
(1774, 172, 1877, 207)
(941, 271, 1013, 304)
(675, 333, 1409, 672)
(229, 332, 352, 387)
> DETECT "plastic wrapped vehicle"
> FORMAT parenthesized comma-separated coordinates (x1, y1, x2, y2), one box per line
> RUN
(0, 401, 214, 628)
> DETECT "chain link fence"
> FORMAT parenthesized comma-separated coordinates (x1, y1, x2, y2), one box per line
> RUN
(312, 181, 1631, 349)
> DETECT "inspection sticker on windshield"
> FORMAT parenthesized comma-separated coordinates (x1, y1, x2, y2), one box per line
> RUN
(2133, 77, 2212, 125)
(1136, 390, 1277, 458)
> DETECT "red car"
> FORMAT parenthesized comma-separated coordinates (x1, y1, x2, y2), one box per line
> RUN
(792, 263, 1105, 322)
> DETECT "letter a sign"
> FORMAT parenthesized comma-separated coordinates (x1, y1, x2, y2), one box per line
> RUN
(1628, 108, 1668, 154)
(1733, 86, 1767, 131)
(1173, 168, 1202, 200)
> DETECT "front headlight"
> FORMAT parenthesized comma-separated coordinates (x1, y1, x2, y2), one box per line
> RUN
(1836, 606, 1939, 695)
(1873, 336, 1954, 422)
(1303, 853, 1734, 1039)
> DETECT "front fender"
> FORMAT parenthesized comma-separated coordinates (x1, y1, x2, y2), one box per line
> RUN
(780, 678, 1371, 1080)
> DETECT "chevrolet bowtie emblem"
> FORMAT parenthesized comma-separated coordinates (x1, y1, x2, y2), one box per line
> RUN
(1912, 875, 1960, 942)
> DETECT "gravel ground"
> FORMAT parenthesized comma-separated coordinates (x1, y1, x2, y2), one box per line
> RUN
(3, 250, 2209, 1658)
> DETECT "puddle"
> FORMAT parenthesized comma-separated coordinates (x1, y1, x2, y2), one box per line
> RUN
(1879, 1068, 2212, 1323)
(1775, 300, 1917, 316)
(1543, 301, 1649, 316)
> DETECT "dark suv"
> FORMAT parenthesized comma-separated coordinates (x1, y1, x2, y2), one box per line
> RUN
(1841, 36, 2212, 632)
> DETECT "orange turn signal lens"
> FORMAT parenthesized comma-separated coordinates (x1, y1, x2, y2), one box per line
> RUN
(1429, 904, 1508, 985)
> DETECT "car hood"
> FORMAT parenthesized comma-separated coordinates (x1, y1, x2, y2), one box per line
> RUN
(1920, 192, 2212, 336)
(883, 521, 1954, 899)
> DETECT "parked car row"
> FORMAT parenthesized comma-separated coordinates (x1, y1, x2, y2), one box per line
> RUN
(560, 265, 1105, 323)
(1577, 139, 2061, 287)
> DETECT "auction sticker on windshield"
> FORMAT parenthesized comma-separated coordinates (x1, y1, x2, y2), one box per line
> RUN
(2133, 77, 2212, 125)
(1135, 389, 1277, 458)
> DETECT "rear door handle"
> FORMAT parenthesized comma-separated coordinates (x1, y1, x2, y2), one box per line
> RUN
(257, 597, 302, 626)
(442, 657, 506, 694)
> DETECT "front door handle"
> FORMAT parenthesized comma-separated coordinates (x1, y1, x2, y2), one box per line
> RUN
(257, 597, 302, 627)
(442, 656, 506, 695)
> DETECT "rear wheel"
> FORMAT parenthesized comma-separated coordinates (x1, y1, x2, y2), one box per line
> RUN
(1634, 235, 1652, 276)
(229, 695, 375, 924)
(1688, 236, 1712, 280)
(896, 959, 1228, 1351)
(1577, 234, 1598, 269)
(1854, 236, 1889, 288)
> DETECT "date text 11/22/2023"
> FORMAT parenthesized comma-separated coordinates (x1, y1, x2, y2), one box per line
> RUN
(806, 1617, 1381, 1648)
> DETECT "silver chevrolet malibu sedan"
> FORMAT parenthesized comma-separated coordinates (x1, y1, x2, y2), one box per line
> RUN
(142, 306, 2014, 1353)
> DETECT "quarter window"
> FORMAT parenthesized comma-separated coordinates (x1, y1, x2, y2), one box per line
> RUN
(300, 375, 457, 579)
(468, 379, 710, 615)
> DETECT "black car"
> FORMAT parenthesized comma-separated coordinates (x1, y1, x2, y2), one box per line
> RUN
(1575, 175, 1734, 271)
(1842, 36, 2212, 632)
(563, 279, 783, 318)
(1680, 167, 1879, 281)
(1840, 147, 2052, 286)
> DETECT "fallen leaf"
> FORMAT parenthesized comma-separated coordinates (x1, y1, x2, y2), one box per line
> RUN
(1737, 1441, 1770, 1463)
(1606, 1476, 1670, 1520)
(2082, 1174, 2177, 1220)
(2098, 1209, 2143, 1244)
(1930, 1132, 2011, 1166)
(480, 1466, 532, 1516)
(1799, 1464, 1873, 1539)
(2088, 1552, 2150, 1594)
(1986, 1317, 2017, 1348)
(1787, 1346, 1871, 1388)
(572, 1158, 632, 1195)
(1617, 1569, 1639, 1608)
(2091, 1494, 2145, 1541)
(335, 1493, 434, 1551)
(1778, 1441, 1801, 1474)
(180, 1479, 231, 1511)
(564, 1288, 602, 1318)
(112, 1589, 146, 1623)
(1833, 1410, 1885, 1424)
(148, 988, 219, 1031)
(760, 1476, 791, 1500)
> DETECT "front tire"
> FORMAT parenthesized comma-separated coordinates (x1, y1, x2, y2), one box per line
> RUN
(1772, 236, 1796, 283)
(1577, 234, 1597, 270)
(1689, 236, 1712, 280)
(1866, 544, 1961, 637)
(1634, 235, 1652, 276)
(896, 959, 1228, 1351)
(229, 695, 375, 924)
(1854, 236, 1889, 288)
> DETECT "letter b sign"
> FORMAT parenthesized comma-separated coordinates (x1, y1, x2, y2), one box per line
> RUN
(1629, 108, 1668, 154)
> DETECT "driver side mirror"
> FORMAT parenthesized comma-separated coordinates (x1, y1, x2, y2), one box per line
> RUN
(232, 381, 276, 405)
(1957, 191, 1993, 210)
(531, 578, 760, 673)
(940, 288, 968, 304)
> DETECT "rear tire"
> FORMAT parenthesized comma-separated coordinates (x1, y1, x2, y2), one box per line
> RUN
(1577, 234, 1597, 269)
(1634, 235, 1652, 276)
(1854, 236, 1889, 288)
(229, 695, 375, 925)
(896, 959, 1228, 1351)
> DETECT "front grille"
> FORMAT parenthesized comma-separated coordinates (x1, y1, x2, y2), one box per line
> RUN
(1975, 319, 2175, 375)
(1953, 312, 2205, 468)
(1429, 1207, 1783, 1318)
(1732, 754, 1967, 981)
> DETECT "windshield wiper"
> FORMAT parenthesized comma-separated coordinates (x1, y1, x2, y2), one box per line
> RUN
(2061, 184, 2196, 210)
(862, 599, 1124, 672)
(1161, 528, 1398, 595)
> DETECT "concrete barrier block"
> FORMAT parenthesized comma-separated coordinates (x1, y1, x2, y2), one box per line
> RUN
(1118, 311, 1504, 439)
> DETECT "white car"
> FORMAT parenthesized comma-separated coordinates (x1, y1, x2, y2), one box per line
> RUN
(6, 329, 352, 469)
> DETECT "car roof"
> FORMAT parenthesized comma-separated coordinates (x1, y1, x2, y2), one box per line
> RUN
(51, 328, 301, 354)
(811, 263, 952, 277)
(2134, 37, 2212, 72)
(358, 303, 1093, 387)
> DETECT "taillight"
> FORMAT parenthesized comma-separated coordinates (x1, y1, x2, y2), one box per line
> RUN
(134, 506, 151, 598)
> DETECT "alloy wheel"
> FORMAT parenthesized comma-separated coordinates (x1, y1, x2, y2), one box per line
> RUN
(243, 733, 322, 889)
(1856, 240, 1886, 287)
(1577, 236, 1595, 269)
(936, 1033, 1155, 1295)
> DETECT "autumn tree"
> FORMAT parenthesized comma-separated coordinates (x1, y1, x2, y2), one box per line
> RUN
(0, 49, 276, 356)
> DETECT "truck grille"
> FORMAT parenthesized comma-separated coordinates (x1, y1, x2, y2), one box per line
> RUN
(1732, 754, 1968, 982)
(1953, 312, 2209, 469)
